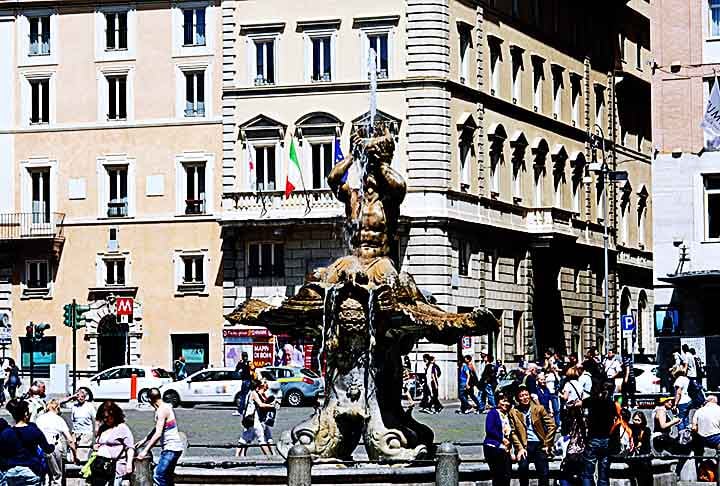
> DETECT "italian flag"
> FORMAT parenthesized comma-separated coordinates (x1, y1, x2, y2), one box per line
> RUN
(285, 138, 303, 198)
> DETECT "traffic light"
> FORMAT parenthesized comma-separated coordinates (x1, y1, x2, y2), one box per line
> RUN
(34, 323, 50, 340)
(74, 305, 91, 328)
(25, 324, 33, 339)
(63, 304, 73, 327)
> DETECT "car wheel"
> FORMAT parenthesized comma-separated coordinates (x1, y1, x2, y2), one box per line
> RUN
(137, 389, 150, 404)
(79, 388, 93, 402)
(163, 391, 180, 408)
(286, 390, 303, 407)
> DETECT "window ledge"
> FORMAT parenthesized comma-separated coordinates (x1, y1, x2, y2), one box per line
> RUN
(706, 36, 720, 43)
(176, 283, 208, 295)
(700, 239, 720, 244)
(21, 288, 52, 300)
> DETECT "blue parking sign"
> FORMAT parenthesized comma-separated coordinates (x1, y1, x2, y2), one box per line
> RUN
(621, 315, 635, 332)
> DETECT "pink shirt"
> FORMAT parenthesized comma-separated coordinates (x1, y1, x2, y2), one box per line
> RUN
(96, 423, 134, 476)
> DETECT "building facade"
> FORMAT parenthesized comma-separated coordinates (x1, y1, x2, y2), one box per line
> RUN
(0, 0, 224, 377)
(220, 0, 654, 398)
(652, 0, 720, 387)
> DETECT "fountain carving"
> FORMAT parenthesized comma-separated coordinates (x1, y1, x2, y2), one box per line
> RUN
(226, 122, 499, 462)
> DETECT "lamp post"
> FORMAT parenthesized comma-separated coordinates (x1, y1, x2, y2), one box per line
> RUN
(589, 124, 628, 356)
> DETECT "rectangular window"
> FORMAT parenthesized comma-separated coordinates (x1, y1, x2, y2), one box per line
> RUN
(532, 58, 544, 112)
(552, 68, 563, 120)
(104, 258, 126, 286)
(571, 75, 581, 126)
(30, 168, 50, 224)
(511, 49, 523, 104)
(254, 145, 276, 191)
(595, 85, 606, 127)
(705, 174, 720, 238)
(619, 33, 625, 62)
(27, 260, 49, 289)
(711, 0, 720, 37)
(247, 242, 284, 278)
(183, 7, 206, 46)
(489, 41, 501, 96)
(184, 71, 205, 117)
(182, 255, 204, 284)
(458, 241, 469, 276)
(184, 164, 206, 214)
(105, 12, 128, 50)
(459, 29, 471, 84)
(254, 39, 275, 85)
(636, 40, 642, 70)
(106, 166, 128, 218)
(29, 16, 50, 56)
(368, 33, 389, 79)
(30, 78, 49, 124)
(107, 75, 127, 120)
(311, 142, 333, 189)
(513, 310, 524, 357)
(459, 134, 472, 190)
(311, 36, 332, 82)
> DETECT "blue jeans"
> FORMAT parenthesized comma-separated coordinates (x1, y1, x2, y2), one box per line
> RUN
(459, 386, 482, 411)
(678, 402, 691, 430)
(5, 467, 40, 486)
(237, 380, 251, 413)
(549, 394, 561, 427)
(518, 441, 549, 486)
(581, 438, 610, 486)
(480, 383, 496, 409)
(153, 450, 183, 486)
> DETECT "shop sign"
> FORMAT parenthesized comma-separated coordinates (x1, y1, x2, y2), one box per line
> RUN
(253, 342, 273, 367)
(223, 328, 270, 338)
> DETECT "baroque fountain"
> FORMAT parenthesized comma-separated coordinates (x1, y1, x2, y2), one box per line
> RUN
(225, 120, 499, 462)
(226, 49, 497, 464)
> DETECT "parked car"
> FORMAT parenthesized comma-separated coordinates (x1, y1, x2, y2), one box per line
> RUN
(634, 363, 661, 394)
(77, 365, 173, 403)
(160, 367, 282, 408)
(260, 366, 324, 407)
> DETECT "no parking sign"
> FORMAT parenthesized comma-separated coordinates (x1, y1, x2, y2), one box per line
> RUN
(461, 336, 472, 350)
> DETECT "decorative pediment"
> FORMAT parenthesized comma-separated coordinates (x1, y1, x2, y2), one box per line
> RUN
(637, 185, 649, 209)
(620, 180, 632, 206)
(457, 112, 478, 131)
(239, 114, 287, 142)
(352, 110, 401, 136)
(509, 131, 528, 166)
(487, 123, 507, 146)
(570, 151, 586, 171)
(295, 111, 343, 139)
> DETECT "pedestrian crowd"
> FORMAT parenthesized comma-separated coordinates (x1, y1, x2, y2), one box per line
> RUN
(0, 378, 185, 486)
(429, 345, 717, 485)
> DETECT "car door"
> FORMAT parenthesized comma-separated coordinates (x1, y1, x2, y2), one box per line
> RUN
(100, 368, 130, 400)
(207, 371, 234, 403)
(90, 369, 117, 399)
(188, 371, 214, 402)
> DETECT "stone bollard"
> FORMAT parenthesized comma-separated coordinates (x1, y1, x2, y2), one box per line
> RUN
(130, 456, 153, 486)
(435, 442, 459, 486)
(287, 444, 312, 486)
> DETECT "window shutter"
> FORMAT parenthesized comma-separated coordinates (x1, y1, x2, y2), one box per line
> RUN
(185, 72, 193, 114)
(312, 144, 321, 189)
(118, 77, 127, 119)
(106, 13, 116, 49)
(196, 257, 204, 283)
(29, 18, 38, 54)
(117, 260, 126, 285)
(196, 8, 206, 45)
(267, 42, 275, 84)
(267, 147, 276, 188)
(108, 78, 116, 119)
(118, 12, 127, 49)
(41, 80, 49, 123)
(256, 147, 265, 189)
(31, 81, 39, 123)
(183, 9, 193, 45)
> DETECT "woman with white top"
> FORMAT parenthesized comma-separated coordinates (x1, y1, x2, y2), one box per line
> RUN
(673, 369, 692, 430)
(91, 401, 134, 486)
(560, 366, 585, 435)
(36, 400, 77, 486)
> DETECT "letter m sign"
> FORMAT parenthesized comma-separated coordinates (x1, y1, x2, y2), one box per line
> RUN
(116, 297, 134, 317)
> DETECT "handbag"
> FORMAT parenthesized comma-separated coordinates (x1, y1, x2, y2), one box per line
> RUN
(80, 452, 97, 479)
(242, 396, 255, 429)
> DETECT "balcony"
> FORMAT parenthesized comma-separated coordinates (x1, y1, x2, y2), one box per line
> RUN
(185, 198, 206, 215)
(107, 199, 128, 218)
(0, 212, 64, 240)
(222, 189, 343, 224)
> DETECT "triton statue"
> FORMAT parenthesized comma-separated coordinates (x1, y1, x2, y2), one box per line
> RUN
(226, 122, 498, 462)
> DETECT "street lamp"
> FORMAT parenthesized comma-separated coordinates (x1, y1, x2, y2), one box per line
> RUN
(589, 124, 628, 356)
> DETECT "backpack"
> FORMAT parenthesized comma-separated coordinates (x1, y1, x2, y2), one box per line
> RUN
(433, 363, 442, 379)
(609, 403, 634, 457)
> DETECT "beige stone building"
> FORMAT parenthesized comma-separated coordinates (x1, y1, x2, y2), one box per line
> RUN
(220, 0, 655, 397)
(0, 0, 224, 378)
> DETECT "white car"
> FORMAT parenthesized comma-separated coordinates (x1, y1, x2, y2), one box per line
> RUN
(78, 365, 173, 403)
(160, 367, 282, 408)
(634, 363, 661, 394)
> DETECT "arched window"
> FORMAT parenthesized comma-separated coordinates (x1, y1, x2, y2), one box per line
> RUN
(487, 123, 507, 197)
(239, 114, 287, 192)
(570, 151, 586, 213)
(531, 138, 549, 207)
(295, 112, 343, 190)
(551, 145, 568, 208)
(510, 131, 528, 202)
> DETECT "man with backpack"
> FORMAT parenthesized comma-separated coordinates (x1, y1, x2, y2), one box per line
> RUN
(420, 354, 442, 414)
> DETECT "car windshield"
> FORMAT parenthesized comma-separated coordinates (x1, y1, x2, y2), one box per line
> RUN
(260, 370, 277, 381)
(300, 369, 320, 378)
(634, 368, 645, 377)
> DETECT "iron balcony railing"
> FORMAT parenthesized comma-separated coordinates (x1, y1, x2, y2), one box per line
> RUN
(0, 212, 65, 240)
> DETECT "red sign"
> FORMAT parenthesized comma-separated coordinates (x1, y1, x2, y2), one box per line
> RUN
(253, 343, 273, 368)
(223, 328, 271, 338)
(116, 298, 134, 316)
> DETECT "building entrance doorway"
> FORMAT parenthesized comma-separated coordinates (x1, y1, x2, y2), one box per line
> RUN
(98, 314, 129, 370)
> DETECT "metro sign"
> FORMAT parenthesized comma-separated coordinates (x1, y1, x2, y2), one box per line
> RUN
(116, 297, 134, 316)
